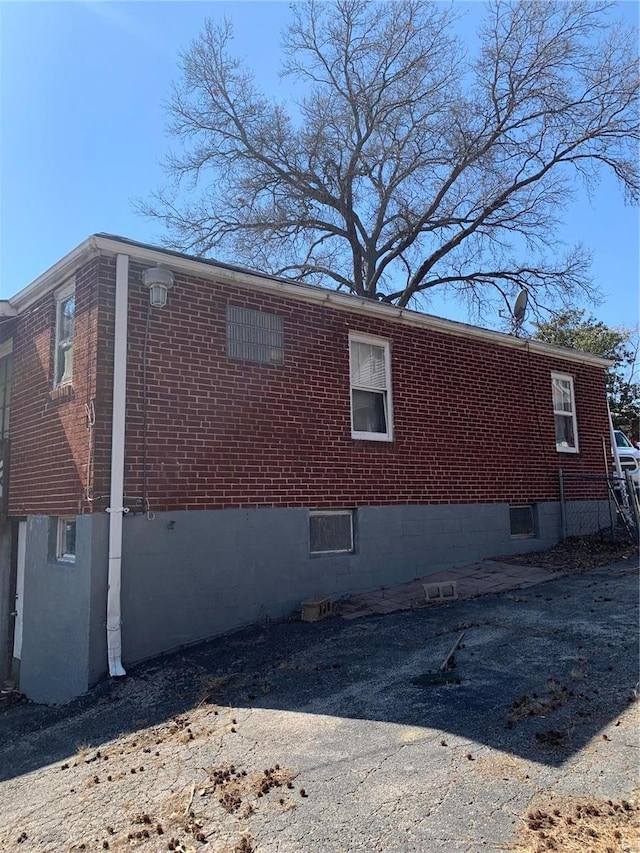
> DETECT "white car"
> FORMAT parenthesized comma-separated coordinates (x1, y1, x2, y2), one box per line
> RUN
(613, 430, 640, 488)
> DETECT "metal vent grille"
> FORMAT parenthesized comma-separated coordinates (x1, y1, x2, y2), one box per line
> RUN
(309, 510, 354, 554)
(226, 306, 284, 365)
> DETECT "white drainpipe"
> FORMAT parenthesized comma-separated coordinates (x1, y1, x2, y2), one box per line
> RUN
(106, 253, 129, 677)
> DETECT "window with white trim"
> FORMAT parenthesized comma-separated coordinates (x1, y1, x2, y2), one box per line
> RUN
(56, 517, 76, 562)
(309, 510, 354, 555)
(54, 282, 75, 387)
(551, 373, 578, 453)
(349, 333, 393, 441)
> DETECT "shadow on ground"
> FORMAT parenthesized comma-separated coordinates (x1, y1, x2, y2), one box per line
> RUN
(0, 563, 637, 784)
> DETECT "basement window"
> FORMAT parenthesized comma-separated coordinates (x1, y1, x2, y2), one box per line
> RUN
(226, 306, 284, 365)
(309, 510, 354, 555)
(54, 282, 75, 388)
(56, 517, 77, 562)
(509, 504, 536, 539)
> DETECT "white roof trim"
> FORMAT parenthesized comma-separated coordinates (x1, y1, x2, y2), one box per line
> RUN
(8, 234, 612, 368)
(9, 237, 100, 312)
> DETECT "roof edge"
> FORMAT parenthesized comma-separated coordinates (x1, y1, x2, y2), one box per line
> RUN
(8, 233, 613, 369)
(9, 237, 100, 311)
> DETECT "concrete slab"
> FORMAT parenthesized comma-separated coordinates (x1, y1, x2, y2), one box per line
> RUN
(335, 558, 568, 619)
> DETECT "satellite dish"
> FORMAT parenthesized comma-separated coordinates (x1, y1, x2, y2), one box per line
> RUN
(512, 289, 528, 335)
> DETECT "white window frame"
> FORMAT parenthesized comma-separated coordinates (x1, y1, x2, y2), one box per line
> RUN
(56, 517, 76, 562)
(349, 332, 393, 442)
(551, 372, 579, 453)
(309, 509, 354, 555)
(54, 281, 75, 389)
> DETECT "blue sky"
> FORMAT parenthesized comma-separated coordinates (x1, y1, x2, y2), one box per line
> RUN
(0, 0, 638, 329)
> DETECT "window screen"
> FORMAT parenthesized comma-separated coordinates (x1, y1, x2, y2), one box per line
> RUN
(349, 336, 392, 439)
(509, 505, 535, 538)
(551, 373, 578, 452)
(226, 306, 284, 365)
(309, 510, 354, 554)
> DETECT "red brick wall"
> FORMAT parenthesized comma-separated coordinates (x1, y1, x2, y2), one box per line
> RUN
(118, 261, 610, 512)
(7, 253, 609, 516)
(8, 257, 102, 516)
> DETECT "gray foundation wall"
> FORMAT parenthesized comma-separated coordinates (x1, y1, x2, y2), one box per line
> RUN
(18, 515, 107, 704)
(0, 519, 12, 683)
(14, 498, 611, 703)
(118, 500, 565, 665)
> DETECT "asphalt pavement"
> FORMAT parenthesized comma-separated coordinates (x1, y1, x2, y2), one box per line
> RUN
(0, 561, 638, 852)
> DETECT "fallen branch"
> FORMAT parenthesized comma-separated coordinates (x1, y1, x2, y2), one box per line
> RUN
(440, 631, 466, 672)
(184, 782, 195, 816)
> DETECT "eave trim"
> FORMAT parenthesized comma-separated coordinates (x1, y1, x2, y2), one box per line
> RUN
(9, 233, 613, 369)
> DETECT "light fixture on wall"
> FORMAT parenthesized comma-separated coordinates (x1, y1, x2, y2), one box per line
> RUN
(142, 265, 174, 307)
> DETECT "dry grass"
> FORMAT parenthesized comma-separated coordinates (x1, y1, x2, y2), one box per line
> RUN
(198, 675, 234, 705)
(511, 793, 639, 853)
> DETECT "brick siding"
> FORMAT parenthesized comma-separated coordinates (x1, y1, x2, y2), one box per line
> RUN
(8, 254, 610, 515)
(119, 262, 609, 512)
(8, 257, 102, 516)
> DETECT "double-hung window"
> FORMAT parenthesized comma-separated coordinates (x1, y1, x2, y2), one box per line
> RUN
(349, 333, 393, 441)
(551, 373, 578, 453)
(54, 282, 75, 388)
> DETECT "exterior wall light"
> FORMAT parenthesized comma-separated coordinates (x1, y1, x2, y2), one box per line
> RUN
(141, 265, 174, 307)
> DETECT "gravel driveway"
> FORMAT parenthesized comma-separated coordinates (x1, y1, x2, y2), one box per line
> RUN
(0, 562, 638, 853)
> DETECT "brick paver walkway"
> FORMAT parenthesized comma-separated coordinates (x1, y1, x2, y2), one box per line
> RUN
(335, 560, 564, 619)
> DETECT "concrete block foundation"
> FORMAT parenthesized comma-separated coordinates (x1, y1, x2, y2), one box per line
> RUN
(8, 498, 610, 703)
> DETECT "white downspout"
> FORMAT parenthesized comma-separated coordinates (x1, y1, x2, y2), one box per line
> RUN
(106, 253, 129, 677)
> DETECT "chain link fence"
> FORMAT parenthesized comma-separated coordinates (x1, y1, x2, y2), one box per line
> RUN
(558, 470, 639, 542)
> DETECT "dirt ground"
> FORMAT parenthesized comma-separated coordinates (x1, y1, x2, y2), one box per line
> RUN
(495, 533, 638, 574)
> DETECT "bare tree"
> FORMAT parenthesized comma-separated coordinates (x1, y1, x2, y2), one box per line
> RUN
(139, 0, 638, 316)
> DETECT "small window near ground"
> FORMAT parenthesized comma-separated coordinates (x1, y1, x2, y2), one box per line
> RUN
(551, 373, 578, 453)
(226, 305, 284, 365)
(509, 504, 536, 538)
(56, 517, 77, 562)
(309, 510, 354, 555)
(349, 333, 393, 441)
(54, 282, 75, 388)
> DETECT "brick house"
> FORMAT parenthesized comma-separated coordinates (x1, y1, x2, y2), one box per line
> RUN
(0, 234, 611, 703)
